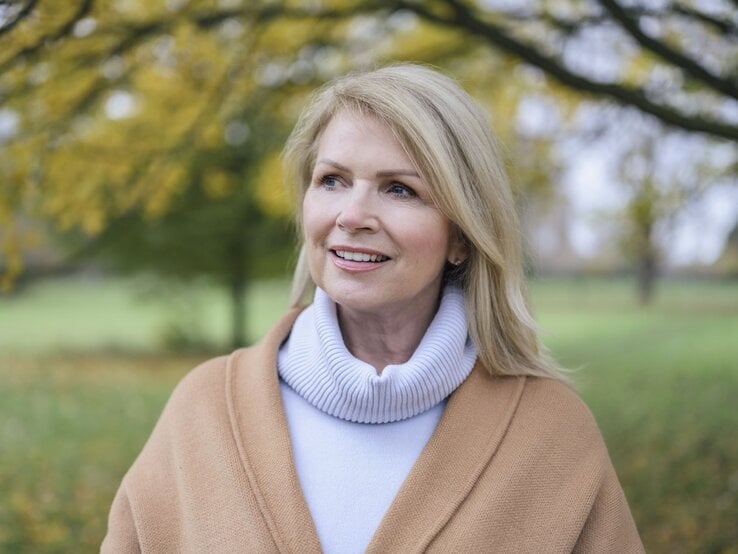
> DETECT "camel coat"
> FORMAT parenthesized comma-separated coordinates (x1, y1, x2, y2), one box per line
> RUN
(102, 308, 644, 553)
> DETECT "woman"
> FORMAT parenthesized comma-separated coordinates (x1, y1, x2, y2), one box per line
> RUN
(102, 64, 643, 553)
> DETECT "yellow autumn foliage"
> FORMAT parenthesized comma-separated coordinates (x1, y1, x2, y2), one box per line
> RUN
(143, 163, 188, 219)
(0, 0, 584, 286)
(203, 169, 234, 198)
(255, 152, 291, 217)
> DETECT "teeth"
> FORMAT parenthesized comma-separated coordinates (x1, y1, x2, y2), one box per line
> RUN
(335, 250, 388, 262)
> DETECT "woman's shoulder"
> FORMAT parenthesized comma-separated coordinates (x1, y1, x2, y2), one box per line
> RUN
(152, 352, 237, 434)
(164, 347, 262, 408)
(170, 353, 231, 397)
(124, 344, 276, 484)
(513, 376, 606, 447)
(519, 376, 593, 413)
(166, 308, 305, 409)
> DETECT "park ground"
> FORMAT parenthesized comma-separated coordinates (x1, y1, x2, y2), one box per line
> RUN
(0, 276, 737, 552)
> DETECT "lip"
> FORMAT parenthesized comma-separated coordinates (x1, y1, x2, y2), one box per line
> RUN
(329, 245, 391, 272)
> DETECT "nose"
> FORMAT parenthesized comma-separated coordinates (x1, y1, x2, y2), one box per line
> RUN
(336, 184, 378, 233)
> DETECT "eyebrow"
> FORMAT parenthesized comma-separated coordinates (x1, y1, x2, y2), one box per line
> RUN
(316, 158, 420, 179)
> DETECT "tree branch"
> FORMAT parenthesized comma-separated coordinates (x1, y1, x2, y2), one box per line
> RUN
(189, 0, 389, 29)
(3, 0, 736, 141)
(0, 0, 93, 74)
(396, 0, 737, 141)
(598, 0, 737, 100)
(500, 4, 737, 39)
(672, 3, 738, 37)
(0, 0, 38, 37)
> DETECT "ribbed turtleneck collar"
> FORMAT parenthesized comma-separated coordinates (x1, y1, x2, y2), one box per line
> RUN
(277, 286, 477, 424)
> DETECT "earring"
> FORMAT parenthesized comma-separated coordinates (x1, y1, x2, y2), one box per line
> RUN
(451, 258, 462, 266)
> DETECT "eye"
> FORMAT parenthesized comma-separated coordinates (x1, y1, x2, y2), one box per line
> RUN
(387, 182, 416, 198)
(318, 175, 341, 190)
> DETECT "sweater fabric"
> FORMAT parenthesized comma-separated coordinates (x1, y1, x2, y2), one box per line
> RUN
(278, 286, 477, 424)
(277, 286, 476, 553)
(102, 308, 645, 553)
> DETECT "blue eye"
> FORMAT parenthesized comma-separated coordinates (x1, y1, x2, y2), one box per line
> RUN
(388, 183, 416, 198)
(320, 175, 340, 189)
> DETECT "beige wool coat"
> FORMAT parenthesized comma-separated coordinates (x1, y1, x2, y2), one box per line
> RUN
(102, 308, 644, 553)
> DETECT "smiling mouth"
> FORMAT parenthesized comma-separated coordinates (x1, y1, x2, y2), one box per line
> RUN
(333, 249, 389, 263)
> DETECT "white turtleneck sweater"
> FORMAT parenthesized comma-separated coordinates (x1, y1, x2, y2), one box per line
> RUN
(278, 286, 476, 554)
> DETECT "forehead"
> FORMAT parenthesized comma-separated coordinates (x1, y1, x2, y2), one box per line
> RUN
(315, 111, 414, 167)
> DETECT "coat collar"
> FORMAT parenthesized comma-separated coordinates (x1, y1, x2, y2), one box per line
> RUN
(226, 308, 526, 553)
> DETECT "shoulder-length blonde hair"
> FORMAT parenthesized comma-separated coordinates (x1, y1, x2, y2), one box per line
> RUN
(282, 63, 566, 382)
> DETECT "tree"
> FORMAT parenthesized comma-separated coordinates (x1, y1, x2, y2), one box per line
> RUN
(0, 1, 309, 345)
(713, 222, 738, 276)
(5, 0, 734, 138)
(396, 0, 737, 141)
(1, 0, 735, 307)
(77, 107, 294, 348)
(0, 0, 554, 286)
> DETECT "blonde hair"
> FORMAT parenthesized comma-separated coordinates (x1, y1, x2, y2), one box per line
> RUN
(282, 63, 566, 382)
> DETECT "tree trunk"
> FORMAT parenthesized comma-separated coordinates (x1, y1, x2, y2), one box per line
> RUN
(637, 249, 656, 306)
(635, 216, 657, 305)
(630, 179, 658, 306)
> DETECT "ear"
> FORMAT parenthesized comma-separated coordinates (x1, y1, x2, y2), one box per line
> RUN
(447, 228, 469, 266)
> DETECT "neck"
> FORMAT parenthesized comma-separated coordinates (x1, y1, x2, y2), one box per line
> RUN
(336, 298, 439, 374)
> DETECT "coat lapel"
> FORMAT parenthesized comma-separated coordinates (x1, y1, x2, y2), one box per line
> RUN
(366, 366, 526, 553)
(226, 308, 323, 554)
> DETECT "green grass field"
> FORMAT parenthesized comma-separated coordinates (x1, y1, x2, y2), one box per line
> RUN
(1, 276, 737, 552)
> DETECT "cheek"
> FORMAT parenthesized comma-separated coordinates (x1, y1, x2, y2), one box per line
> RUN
(302, 202, 325, 285)
(397, 213, 451, 264)
(302, 193, 326, 242)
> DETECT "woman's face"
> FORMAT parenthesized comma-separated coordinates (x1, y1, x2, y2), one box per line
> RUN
(302, 111, 461, 319)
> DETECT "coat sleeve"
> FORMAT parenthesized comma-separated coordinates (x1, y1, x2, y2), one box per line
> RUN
(101, 480, 141, 553)
(573, 460, 645, 554)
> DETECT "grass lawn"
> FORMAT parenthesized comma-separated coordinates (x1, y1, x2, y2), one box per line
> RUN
(1, 275, 736, 552)
(533, 277, 738, 553)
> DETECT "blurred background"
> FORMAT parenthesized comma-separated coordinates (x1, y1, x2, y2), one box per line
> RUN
(0, 0, 736, 551)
